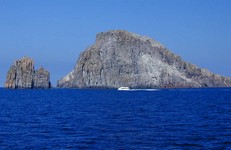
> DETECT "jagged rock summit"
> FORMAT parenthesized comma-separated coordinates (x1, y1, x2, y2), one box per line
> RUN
(5, 57, 51, 89)
(57, 30, 231, 88)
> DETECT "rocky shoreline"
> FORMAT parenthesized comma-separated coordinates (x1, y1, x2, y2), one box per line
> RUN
(2, 30, 231, 89)
(5, 57, 51, 89)
(58, 30, 231, 88)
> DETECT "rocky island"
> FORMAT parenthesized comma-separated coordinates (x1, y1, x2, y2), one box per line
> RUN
(5, 57, 51, 89)
(57, 30, 231, 88)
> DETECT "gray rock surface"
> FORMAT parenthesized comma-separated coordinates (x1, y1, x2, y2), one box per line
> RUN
(57, 30, 231, 88)
(33, 67, 51, 88)
(5, 57, 51, 89)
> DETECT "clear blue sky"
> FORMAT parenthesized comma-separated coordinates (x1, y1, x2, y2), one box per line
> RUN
(1, 0, 231, 87)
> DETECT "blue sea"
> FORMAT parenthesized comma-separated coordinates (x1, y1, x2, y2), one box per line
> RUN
(0, 88, 231, 149)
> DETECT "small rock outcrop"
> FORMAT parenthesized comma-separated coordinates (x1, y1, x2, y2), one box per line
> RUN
(33, 67, 51, 88)
(57, 30, 231, 88)
(5, 57, 51, 89)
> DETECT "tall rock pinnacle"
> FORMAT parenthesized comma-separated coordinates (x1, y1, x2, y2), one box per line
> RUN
(57, 30, 231, 88)
(5, 57, 51, 89)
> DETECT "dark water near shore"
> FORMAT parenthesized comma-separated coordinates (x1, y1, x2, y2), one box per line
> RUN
(0, 88, 231, 149)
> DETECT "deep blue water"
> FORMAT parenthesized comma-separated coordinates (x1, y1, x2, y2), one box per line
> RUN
(0, 88, 231, 149)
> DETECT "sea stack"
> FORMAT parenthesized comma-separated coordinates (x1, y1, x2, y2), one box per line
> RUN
(57, 30, 231, 88)
(5, 57, 51, 89)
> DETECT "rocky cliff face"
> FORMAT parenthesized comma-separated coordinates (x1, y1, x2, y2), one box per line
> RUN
(5, 57, 51, 89)
(33, 67, 51, 88)
(57, 30, 231, 88)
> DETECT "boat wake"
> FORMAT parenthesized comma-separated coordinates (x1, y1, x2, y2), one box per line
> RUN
(129, 89, 159, 91)
(118, 87, 159, 91)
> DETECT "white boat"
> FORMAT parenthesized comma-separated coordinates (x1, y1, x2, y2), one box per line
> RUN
(118, 87, 130, 91)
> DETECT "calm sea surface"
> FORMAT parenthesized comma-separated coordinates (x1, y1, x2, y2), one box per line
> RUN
(0, 88, 231, 149)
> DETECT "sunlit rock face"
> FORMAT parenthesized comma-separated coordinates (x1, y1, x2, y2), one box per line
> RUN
(33, 67, 51, 88)
(5, 57, 51, 89)
(58, 30, 231, 88)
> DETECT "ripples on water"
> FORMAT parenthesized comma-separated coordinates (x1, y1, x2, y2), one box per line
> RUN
(0, 88, 231, 149)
